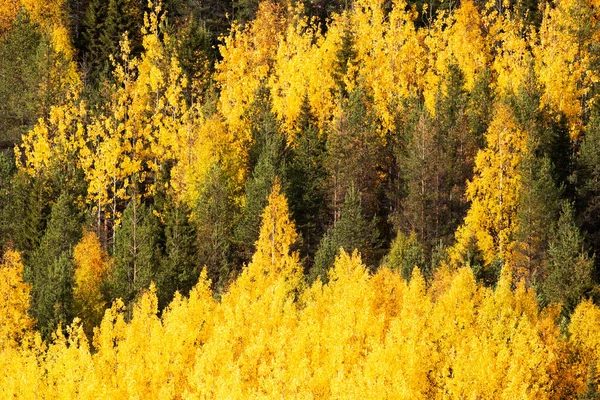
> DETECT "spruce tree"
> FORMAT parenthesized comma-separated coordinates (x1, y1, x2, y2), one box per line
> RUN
(195, 165, 235, 291)
(287, 97, 329, 268)
(312, 187, 379, 281)
(111, 200, 160, 310)
(234, 90, 287, 264)
(513, 155, 561, 283)
(543, 202, 595, 316)
(158, 200, 199, 309)
(29, 193, 82, 338)
(0, 151, 15, 253)
(575, 113, 600, 277)
(326, 88, 387, 220)
(0, 11, 44, 147)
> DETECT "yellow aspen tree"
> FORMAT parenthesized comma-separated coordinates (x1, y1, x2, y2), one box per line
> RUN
(0, 249, 34, 349)
(187, 180, 303, 398)
(492, 17, 535, 98)
(422, 0, 488, 115)
(349, 0, 425, 134)
(216, 1, 286, 171)
(80, 2, 194, 219)
(569, 300, 600, 395)
(535, 0, 600, 137)
(0, 0, 19, 35)
(42, 321, 93, 399)
(16, 97, 86, 178)
(269, 6, 341, 140)
(73, 230, 110, 338)
(451, 103, 528, 269)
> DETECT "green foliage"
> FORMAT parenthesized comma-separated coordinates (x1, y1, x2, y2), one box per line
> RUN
(575, 113, 600, 276)
(543, 202, 595, 316)
(287, 98, 329, 268)
(0, 11, 44, 147)
(234, 91, 287, 264)
(195, 165, 236, 292)
(29, 193, 82, 338)
(312, 186, 379, 281)
(158, 199, 199, 309)
(326, 88, 388, 220)
(382, 230, 426, 281)
(515, 155, 562, 282)
(399, 65, 479, 256)
(0, 151, 15, 252)
(111, 200, 160, 309)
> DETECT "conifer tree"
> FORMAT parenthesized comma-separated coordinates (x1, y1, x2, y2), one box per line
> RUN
(0, 10, 43, 148)
(513, 155, 561, 283)
(400, 65, 479, 256)
(326, 88, 388, 220)
(575, 114, 600, 274)
(543, 202, 595, 316)
(0, 151, 14, 253)
(194, 165, 235, 291)
(234, 92, 287, 264)
(30, 192, 82, 338)
(158, 199, 199, 308)
(312, 186, 379, 280)
(286, 97, 329, 267)
(111, 200, 160, 310)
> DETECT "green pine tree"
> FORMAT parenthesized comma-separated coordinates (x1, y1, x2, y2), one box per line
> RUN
(514, 155, 562, 283)
(542, 202, 595, 316)
(234, 89, 287, 264)
(382, 231, 426, 281)
(287, 97, 329, 269)
(158, 199, 199, 309)
(195, 165, 235, 292)
(312, 186, 379, 281)
(29, 193, 82, 338)
(110, 200, 160, 311)
(575, 113, 600, 278)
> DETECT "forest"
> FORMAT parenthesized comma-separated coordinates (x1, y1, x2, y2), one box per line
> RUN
(2, 0, 600, 396)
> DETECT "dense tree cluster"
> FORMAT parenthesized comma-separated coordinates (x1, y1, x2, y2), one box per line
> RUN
(2, 0, 600, 394)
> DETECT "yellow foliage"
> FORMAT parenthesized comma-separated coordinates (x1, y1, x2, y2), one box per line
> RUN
(73, 231, 110, 338)
(0, 0, 19, 35)
(269, 7, 341, 140)
(535, 0, 600, 137)
(216, 1, 286, 161)
(451, 103, 528, 268)
(1, 238, 592, 398)
(0, 250, 34, 349)
(349, 0, 424, 133)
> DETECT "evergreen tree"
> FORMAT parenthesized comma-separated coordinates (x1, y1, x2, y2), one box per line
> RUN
(29, 193, 82, 338)
(400, 65, 480, 258)
(3, 172, 46, 261)
(326, 88, 388, 222)
(543, 202, 595, 316)
(110, 200, 160, 310)
(0, 11, 44, 148)
(158, 199, 199, 309)
(0, 151, 15, 253)
(312, 187, 379, 281)
(575, 113, 600, 277)
(286, 97, 329, 268)
(513, 155, 562, 283)
(234, 90, 287, 264)
(382, 230, 426, 281)
(195, 165, 235, 292)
